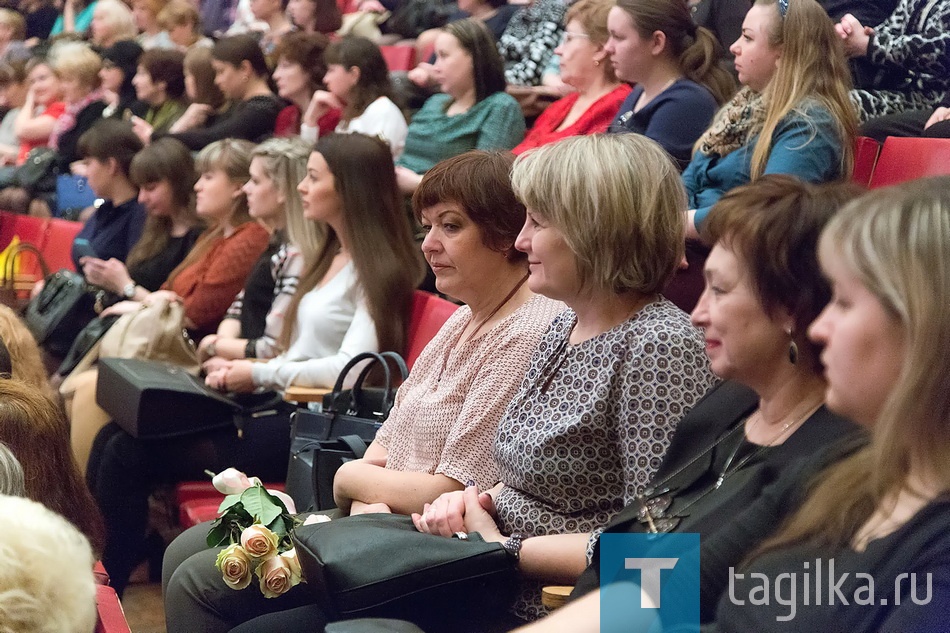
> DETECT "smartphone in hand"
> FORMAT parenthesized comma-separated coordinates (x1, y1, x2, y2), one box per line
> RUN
(73, 238, 98, 260)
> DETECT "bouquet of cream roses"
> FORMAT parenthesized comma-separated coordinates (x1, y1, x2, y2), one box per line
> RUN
(206, 468, 308, 597)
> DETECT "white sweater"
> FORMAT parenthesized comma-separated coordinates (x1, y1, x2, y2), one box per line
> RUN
(300, 96, 408, 159)
(250, 261, 378, 390)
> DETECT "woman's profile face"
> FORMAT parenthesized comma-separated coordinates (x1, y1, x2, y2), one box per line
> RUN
(98, 62, 124, 93)
(690, 243, 791, 384)
(419, 202, 505, 303)
(90, 8, 113, 45)
(729, 3, 782, 93)
(272, 57, 311, 101)
(132, 65, 160, 103)
(243, 157, 283, 223)
(432, 32, 475, 99)
(58, 73, 88, 104)
(194, 168, 242, 221)
(297, 151, 342, 226)
(604, 7, 654, 84)
(212, 59, 245, 100)
(808, 252, 906, 427)
(554, 19, 603, 88)
(28, 63, 61, 105)
(287, 0, 316, 29)
(84, 157, 113, 198)
(183, 69, 197, 100)
(322, 63, 358, 101)
(514, 210, 581, 303)
(137, 179, 176, 217)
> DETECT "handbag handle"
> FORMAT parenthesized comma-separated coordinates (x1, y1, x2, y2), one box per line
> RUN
(4, 242, 51, 286)
(327, 351, 408, 418)
(349, 351, 408, 417)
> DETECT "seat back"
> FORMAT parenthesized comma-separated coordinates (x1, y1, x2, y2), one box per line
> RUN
(43, 217, 83, 272)
(94, 584, 132, 633)
(380, 45, 416, 71)
(405, 290, 459, 369)
(869, 136, 950, 189)
(852, 136, 880, 187)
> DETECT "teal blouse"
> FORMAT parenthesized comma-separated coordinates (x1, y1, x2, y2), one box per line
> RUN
(51, 1, 98, 35)
(396, 91, 526, 174)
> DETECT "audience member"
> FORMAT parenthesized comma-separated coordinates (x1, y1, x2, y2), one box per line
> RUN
(407, 134, 716, 629)
(270, 32, 339, 138)
(861, 96, 950, 141)
(98, 39, 147, 120)
(153, 34, 282, 150)
(0, 443, 25, 497)
(0, 494, 97, 633)
(248, 0, 293, 59)
(158, 0, 213, 51)
(605, 0, 736, 169)
(0, 9, 28, 64)
(144, 44, 227, 138)
(48, 40, 108, 173)
(0, 378, 106, 554)
(22, 0, 60, 42)
(395, 19, 525, 193)
(89, 0, 139, 48)
(51, 0, 99, 38)
(133, 0, 175, 49)
(512, 0, 632, 155)
(836, 0, 950, 120)
(287, 0, 343, 35)
(300, 36, 407, 154)
(12, 57, 65, 164)
(131, 48, 187, 135)
(89, 133, 421, 597)
(163, 150, 565, 632)
(0, 61, 30, 165)
(0, 304, 54, 397)
(497, 0, 566, 86)
(711, 176, 950, 632)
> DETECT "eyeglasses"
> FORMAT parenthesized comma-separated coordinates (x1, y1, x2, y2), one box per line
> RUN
(560, 31, 591, 45)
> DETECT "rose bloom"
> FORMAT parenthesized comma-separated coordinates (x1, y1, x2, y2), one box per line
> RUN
(241, 524, 279, 559)
(257, 551, 303, 598)
(215, 544, 253, 590)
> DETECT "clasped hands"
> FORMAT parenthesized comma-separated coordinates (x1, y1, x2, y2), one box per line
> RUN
(411, 484, 506, 544)
(834, 13, 874, 58)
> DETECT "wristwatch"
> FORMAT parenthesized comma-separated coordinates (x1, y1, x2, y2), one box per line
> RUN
(502, 533, 525, 562)
(122, 282, 136, 299)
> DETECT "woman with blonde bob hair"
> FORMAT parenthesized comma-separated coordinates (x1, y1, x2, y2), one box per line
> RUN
(413, 134, 716, 626)
(710, 176, 950, 630)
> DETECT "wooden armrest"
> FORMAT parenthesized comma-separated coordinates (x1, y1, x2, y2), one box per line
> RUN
(541, 586, 573, 610)
(283, 386, 331, 403)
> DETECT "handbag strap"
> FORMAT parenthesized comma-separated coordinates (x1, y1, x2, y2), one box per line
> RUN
(349, 351, 408, 418)
(4, 242, 50, 285)
(337, 434, 369, 459)
(328, 352, 391, 412)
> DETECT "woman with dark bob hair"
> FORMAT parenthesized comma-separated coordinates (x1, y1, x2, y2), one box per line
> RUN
(131, 48, 188, 136)
(395, 18, 525, 194)
(146, 35, 282, 150)
(271, 32, 340, 139)
(161, 150, 565, 632)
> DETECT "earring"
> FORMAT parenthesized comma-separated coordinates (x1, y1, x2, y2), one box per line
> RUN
(594, 60, 600, 66)
(786, 328, 798, 365)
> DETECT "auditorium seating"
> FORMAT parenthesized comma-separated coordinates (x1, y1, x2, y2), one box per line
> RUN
(868, 136, 950, 189)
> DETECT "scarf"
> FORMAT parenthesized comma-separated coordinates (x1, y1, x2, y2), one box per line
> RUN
(50, 88, 105, 150)
(696, 86, 767, 158)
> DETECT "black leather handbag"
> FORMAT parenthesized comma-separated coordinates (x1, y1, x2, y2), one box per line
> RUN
(285, 351, 407, 511)
(23, 268, 97, 357)
(292, 514, 518, 633)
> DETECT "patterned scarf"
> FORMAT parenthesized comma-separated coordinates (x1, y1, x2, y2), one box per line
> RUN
(696, 86, 767, 157)
(50, 88, 105, 150)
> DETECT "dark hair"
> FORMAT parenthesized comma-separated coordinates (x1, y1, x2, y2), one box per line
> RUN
(324, 36, 394, 124)
(413, 150, 527, 262)
(293, 0, 342, 33)
(441, 18, 506, 103)
(614, 0, 735, 105)
(127, 138, 200, 269)
(77, 119, 144, 176)
(274, 31, 330, 91)
(0, 379, 105, 555)
(703, 175, 864, 371)
(138, 48, 186, 100)
(281, 133, 424, 356)
(212, 34, 270, 78)
(184, 46, 225, 109)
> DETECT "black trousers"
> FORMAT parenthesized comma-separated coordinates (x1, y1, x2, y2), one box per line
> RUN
(861, 108, 950, 143)
(87, 402, 295, 597)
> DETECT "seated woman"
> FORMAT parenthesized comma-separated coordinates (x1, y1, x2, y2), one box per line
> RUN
(198, 137, 325, 367)
(287, 0, 342, 36)
(0, 304, 55, 398)
(395, 19, 526, 194)
(131, 48, 187, 135)
(132, 0, 175, 50)
(89, 133, 422, 597)
(299, 36, 407, 156)
(162, 149, 565, 632)
(507, 176, 866, 633)
(672, 0, 857, 314)
(511, 0, 632, 155)
(88, 0, 139, 49)
(709, 176, 950, 632)
(158, 0, 213, 52)
(148, 35, 282, 150)
(836, 0, 950, 121)
(271, 32, 340, 139)
(99, 40, 147, 121)
(604, 0, 736, 169)
(497, 0, 566, 86)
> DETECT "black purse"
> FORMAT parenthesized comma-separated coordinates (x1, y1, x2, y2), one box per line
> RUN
(55, 313, 120, 376)
(23, 268, 97, 357)
(292, 513, 519, 633)
(285, 351, 407, 511)
(15, 146, 59, 194)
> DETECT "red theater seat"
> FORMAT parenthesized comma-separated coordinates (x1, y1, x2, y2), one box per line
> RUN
(869, 136, 950, 189)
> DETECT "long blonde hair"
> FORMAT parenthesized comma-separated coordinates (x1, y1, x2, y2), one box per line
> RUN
(756, 177, 950, 554)
(748, 0, 857, 180)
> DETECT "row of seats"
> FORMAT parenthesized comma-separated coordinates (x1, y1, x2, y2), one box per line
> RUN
(0, 211, 83, 300)
(853, 136, 950, 189)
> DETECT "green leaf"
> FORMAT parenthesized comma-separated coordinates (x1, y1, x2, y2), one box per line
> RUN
(217, 493, 244, 514)
(239, 486, 283, 526)
(207, 520, 230, 548)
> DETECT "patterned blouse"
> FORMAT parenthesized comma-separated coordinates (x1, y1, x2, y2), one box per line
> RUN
(492, 299, 718, 620)
(375, 295, 564, 488)
(497, 0, 566, 87)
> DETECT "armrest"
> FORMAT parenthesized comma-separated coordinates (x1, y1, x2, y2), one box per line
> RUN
(282, 386, 331, 403)
(541, 586, 573, 610)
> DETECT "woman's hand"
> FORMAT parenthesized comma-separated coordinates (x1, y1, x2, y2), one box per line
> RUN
(457, 485, 504, 542)
(407, 63, 435, 87)
(395, 165, 423, 195)
(835, 13, 873, 58)
(202, 356, 232, 375)
(925, 106, 950, 129)
(205, 367, 229, 390)
(197, 333, 218, 361)
(304, 90, 343, 126)
(99, 300, 142, 318)
(411, 485, 499, 538)
(80, 257, 132, 295)
(223, 360, 256, 393)
(142, 289, 182, 306)
(349, 501, 393, 515)
(130, 115, 154, 145)
(168, 103, 212, 133)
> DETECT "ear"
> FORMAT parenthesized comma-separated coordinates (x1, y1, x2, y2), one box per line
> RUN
(106, 157, 120, 176)
(347, 65, 361, 84)
(239, 59, 255, 79)
(593, 46, 609, 65)
(650, 30, 667, 56)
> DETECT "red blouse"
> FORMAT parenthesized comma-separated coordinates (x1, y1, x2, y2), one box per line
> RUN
(512, 84, 632, 155)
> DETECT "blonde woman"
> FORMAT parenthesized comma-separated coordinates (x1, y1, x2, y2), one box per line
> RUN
(89, 0, 139, 47)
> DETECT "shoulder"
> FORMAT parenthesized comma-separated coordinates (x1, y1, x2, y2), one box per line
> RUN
(366, 96, 403, 116)
(781, 99, 837, 129)
(497, 295, 564, 340)
(629, 299, 703, 342)
(418, 93, 452, 115)
(241, 95, 283, 114)
(480, 91, 522, 112)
